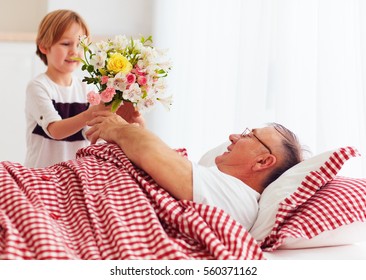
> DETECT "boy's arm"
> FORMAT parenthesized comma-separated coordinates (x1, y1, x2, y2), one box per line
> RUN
(48, 102, 143, 140)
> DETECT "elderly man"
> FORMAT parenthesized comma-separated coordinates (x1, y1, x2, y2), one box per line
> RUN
(86, 111, 303, 230)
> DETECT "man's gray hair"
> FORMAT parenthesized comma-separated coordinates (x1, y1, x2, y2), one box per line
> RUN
(263, 123, 303, 188)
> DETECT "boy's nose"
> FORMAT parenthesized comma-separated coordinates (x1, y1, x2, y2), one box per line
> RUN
(70, 44, 79, 54)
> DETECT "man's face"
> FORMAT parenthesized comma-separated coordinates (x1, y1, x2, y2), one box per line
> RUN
(215, 126, 282, 171)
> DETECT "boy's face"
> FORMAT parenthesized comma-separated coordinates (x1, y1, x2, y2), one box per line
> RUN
(42, 22, 85, 76)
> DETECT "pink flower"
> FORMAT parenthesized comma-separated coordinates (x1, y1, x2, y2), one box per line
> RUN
(133, 65, 145, 76)
(87, 91, 101, 105)
(101, 87, 116, 102)
(126, 73, 136, 84)
(137, 75, 147, 86)
(101, 75, 109, 85)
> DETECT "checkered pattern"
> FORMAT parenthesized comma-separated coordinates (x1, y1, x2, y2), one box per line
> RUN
(260, 146, 365, 251)
(0, 143, 264, 260)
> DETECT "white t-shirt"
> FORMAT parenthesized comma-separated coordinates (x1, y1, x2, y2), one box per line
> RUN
(24, 73, 92, 168)
(192, 163, 260, 230)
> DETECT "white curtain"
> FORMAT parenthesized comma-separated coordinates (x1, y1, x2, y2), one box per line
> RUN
(147, 0, 366, 177)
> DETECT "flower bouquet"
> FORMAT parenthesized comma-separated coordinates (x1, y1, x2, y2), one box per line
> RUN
(76, 35, 172, 112)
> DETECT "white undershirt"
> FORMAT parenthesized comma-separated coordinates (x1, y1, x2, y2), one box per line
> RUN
(192, 163, 260, 230)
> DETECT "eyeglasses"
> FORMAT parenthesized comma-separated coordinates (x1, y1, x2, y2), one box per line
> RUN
(241, 128, 272, 154)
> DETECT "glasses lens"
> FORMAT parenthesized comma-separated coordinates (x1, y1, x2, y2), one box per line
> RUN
(242, 128, 250, 137)
(241, 127, 272, 154)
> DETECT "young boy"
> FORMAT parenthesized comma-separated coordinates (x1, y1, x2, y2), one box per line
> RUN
(24, 9, 108, 168)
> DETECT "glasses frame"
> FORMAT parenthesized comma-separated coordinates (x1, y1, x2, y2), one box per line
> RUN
(241, 128, 272, 154)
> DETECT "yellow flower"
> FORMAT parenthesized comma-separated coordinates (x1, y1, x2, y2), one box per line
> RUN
(107, 53, 132, 74)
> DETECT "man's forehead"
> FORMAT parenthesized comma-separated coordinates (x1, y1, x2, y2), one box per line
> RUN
(254, 126, 281, 141)
(253, 126, 274, 134)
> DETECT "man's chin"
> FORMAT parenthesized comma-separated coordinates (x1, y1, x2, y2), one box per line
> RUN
(214, 154, 224, 165)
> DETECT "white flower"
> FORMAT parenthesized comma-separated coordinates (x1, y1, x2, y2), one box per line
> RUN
(113, 35, 129, 51)
(157, 95, 173, 111)
(154, 79, 167, 93)
(136, 97, 156, 112)
(95, 40, 110, 52)
(122, 83, 142, 102)
(90, 50, 107, 69)
(136, 60, 147, 70)
(141, 47, 158, 62)
(78, 35, 89, 52)
(146, 64, 159, 77)
(157, 60, 172, 72)
(133, 40, 144, 52)
(107, 72, 127, 91)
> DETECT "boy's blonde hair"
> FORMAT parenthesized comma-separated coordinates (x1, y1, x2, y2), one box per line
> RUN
(36, 9, 90, 65)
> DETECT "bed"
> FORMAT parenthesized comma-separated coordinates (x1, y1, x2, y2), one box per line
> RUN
(265, 242, 366, 260)
(0, 143, 365, 260)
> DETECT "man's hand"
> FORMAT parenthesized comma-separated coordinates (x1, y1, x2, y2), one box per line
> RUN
(116, 102, 145, 127)
(86, 111, 128, 144)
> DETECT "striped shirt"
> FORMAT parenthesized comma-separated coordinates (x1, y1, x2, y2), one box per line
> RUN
(24, 73, 91, 167)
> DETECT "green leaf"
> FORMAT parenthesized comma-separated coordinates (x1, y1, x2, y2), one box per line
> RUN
(82, 77, 98, 84)
(111, 99, 122, 113)
(72, 56, 83, 63)
(87, 64, 95, 73)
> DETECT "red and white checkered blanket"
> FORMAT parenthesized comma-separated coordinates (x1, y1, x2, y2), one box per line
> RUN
(0, 143, 264, 260)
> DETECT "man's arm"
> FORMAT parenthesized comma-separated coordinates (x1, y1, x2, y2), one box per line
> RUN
(86, 112, 193, 200)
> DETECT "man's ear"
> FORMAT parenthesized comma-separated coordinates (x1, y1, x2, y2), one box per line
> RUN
(252, 154, 277, 171)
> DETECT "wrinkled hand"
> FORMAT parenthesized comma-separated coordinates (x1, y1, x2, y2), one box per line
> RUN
(116, 102, 145, 127)
(86, 111, 128, 144)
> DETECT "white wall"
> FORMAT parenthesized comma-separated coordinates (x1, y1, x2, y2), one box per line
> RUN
(0, 42, 45, 163)
(0, 0, 155, 164)
(48, 0, 154, 38)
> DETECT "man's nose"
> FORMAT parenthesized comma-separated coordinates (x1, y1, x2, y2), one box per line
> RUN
(229, 134, 241, 144)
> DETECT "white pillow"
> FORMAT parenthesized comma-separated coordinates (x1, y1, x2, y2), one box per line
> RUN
(249, 147, 361, 241)
(198, 141, 230, 167)
(274, 174, 366, 249)
(248, 149, 336, 241)
(279, 222, 366, 249)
